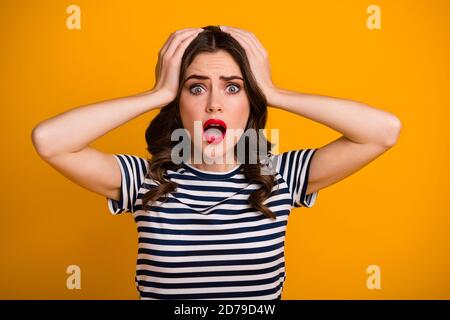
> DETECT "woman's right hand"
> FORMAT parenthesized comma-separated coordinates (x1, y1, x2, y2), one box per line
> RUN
(151, 27, 204, 103)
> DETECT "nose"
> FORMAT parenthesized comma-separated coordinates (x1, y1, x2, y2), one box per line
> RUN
(206, 87, 223, 113)
(206, 104, 223, 113)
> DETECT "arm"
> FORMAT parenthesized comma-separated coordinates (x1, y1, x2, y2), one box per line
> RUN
(220, 25, 402, 196)
(31, 27, 204, 202)
(31, 89, 170, 201)
(31, 90, 170, 158)
(267, 89, 402, 195)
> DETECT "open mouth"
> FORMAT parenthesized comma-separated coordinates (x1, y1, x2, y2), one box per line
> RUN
(202, 118, 227, 144)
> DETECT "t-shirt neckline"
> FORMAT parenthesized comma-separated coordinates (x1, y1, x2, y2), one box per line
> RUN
(181, 162, 243, 180)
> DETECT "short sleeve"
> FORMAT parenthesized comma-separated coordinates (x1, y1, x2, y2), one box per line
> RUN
(107, 154, 149, 215)
(271, 148, 319, 208)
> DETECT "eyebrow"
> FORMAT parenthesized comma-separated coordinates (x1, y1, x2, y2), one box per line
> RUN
(183, 74, 244, 83)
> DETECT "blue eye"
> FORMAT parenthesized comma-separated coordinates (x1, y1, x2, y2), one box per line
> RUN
(189, 85, 204, 95)
(227, 84, 241, 94)
(188, 83, 241, 95)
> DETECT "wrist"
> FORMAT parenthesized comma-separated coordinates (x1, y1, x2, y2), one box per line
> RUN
(137, 88, 174, 110)
(153, 88, 176, 106)
(265, 86, 282, 107)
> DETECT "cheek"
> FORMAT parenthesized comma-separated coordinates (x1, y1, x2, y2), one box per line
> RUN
(231, 101, 250, 127)
(179, 100, 202, 138)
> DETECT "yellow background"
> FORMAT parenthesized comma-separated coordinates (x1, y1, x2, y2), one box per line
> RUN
(1, 0, 449, 299)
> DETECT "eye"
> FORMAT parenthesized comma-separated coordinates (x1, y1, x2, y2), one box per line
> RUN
(188, 83, 241, 96)
(226, 83, 241, 94)
(189, 84, 205, 95)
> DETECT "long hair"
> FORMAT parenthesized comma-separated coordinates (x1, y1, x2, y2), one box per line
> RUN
(142, 25, 278, 219)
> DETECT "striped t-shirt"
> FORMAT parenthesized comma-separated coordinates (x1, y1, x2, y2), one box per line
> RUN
(106, 148, 319, 300)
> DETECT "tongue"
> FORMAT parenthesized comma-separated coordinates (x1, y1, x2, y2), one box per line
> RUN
(203, 127, 224, 144)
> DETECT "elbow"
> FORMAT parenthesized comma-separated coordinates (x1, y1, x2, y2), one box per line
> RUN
(31, 125, 53, 159)
(382, 115, 402, 148)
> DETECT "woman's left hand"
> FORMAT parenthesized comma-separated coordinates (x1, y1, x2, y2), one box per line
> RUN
(219, 26, 278, 105)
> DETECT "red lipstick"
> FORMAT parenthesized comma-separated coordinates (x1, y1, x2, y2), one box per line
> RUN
(203, 118, 227, 131)
(202, 118, 227, 144)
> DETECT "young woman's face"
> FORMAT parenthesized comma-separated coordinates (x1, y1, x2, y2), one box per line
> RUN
(179, 50, 250, 163)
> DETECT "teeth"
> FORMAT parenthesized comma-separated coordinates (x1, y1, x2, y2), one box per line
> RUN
(205, 123, 223, 129)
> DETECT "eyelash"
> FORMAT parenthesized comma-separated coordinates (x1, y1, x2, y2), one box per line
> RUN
(188, 83, 241, 96)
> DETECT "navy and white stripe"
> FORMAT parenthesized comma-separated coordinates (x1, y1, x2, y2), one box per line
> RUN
(108, 154, 149, 215)
(272, 148, 318, 208)
(106, 148, 319, 300)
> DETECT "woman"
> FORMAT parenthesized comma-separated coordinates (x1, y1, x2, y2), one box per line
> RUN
(31, 25, 401, 300)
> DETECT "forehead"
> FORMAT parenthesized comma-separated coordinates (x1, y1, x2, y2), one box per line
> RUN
(186, 50, 242, 77)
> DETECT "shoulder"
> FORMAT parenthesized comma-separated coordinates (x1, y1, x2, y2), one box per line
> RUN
(267, 149, 317, 175)
(112, 154, 149, 180)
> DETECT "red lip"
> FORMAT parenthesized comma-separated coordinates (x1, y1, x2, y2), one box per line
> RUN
(203, 118, 227, 131)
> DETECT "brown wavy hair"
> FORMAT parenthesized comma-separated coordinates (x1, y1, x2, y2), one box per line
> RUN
(142, 25, 279, 219)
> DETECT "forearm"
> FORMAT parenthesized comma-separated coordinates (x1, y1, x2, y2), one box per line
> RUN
(31, 89, 170, 158)
(269, 88, 401, 146)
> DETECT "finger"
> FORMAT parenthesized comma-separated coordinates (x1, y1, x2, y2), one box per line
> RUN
(225, 27, 266, 56)
(221, 26, 265, 54)
(155, 58, 160, 82)
(159, 28, 200, 58)
(226, 29, 258, 59)
(160, 28, 202, 58)
(164, 29, 202, 59)
(171, 30, 202, 62)
(156, 28, 201, 83)
(161, 28, 199, 51)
